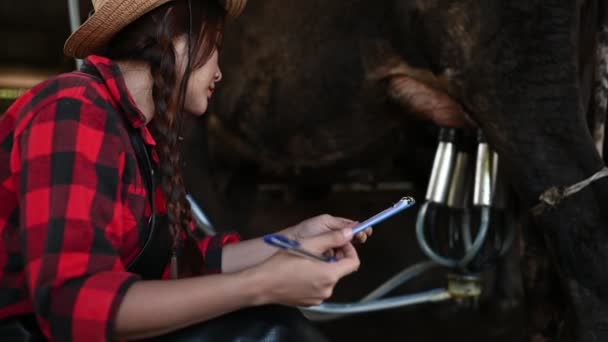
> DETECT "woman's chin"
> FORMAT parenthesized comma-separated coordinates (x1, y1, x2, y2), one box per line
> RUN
(184, 104, 208, 117)
(186, 110, 207, 117)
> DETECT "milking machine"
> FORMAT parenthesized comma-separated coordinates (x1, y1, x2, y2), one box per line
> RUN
(186, 194, 218, 236)
(301, 128, 516, 320)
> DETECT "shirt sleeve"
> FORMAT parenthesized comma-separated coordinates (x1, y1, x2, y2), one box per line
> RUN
(16, 97, 139, 342)
(195, 232, 241, 274)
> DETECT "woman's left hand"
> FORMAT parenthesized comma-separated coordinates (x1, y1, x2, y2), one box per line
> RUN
(283, 214, 372, 245)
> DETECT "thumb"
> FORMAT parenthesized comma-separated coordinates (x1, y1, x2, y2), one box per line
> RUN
(300, 228, 353, 254)
(322, 216, 358, 230)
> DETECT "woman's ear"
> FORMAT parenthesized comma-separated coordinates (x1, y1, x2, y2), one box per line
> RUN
(172, 35, 191, 84)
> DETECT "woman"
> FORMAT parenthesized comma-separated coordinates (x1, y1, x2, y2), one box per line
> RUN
(0, 0, 372, 341)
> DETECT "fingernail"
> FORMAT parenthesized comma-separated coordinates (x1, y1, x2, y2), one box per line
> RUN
(343, 228, 353, 238)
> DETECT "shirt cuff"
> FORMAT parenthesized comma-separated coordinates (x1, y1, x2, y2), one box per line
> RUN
(68, 271, 140, 342)
(197, 232, 241, 274)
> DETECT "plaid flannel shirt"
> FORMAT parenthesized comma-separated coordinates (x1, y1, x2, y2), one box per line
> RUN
(0, 55, 240, 342)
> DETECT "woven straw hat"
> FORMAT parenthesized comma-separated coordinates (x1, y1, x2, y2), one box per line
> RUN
(64, 0, 246, 59)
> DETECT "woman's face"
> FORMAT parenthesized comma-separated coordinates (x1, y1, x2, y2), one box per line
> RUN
(174, 36, 222, 116)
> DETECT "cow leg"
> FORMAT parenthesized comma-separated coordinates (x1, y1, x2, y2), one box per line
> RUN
(597, 13, 608, 161)
(457, 1, 608, 341)
(590, 5, 608, 158)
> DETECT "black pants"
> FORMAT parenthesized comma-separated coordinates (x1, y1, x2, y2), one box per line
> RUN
(144, 305, 329, 342)
(0, 315, 45, 342)
(1, 306, 328, 342)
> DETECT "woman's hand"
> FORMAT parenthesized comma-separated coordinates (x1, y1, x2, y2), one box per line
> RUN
(282, 214, 373, 245)
(249, 229, 360, 307)
(222, 214, 369, 274)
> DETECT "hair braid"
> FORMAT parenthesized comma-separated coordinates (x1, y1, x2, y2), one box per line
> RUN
(145, 10, 196, 277)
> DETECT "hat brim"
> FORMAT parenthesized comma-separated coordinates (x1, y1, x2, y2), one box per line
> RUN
(64, 0, 247, 59)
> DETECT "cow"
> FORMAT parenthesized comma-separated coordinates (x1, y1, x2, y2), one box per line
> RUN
(179, 1, 608, 341)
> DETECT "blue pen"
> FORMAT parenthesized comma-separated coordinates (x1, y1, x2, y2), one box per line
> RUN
(352, 196, 416, 235)
(263, 196, 415, 263)
(263, 234, 336, 263)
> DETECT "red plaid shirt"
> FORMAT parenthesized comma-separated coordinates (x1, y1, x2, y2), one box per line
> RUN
(0, 55, 240, 342)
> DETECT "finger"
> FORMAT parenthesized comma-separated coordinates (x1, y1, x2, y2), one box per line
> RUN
(353, 226, 373, 243)
(300, 228, 353, 253)
(331, 243, 360, 277)
(363, 227, 373, 241)
(323, 249, 336, 258)
(354, 231, 367, 244)
(334, 249, 346, 260)
(341, 242, 357, 259)
(333, 241, 355, 259)
(321, 215, 359, 230)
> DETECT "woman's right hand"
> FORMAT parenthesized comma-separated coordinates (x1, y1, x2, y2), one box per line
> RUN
(250, 228, 360, 307)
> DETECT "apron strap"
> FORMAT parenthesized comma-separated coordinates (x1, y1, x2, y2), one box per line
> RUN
(78, 64, 171, 280)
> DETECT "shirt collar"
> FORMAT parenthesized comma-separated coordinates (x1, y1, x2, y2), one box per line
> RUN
(80, 55, 156, 146)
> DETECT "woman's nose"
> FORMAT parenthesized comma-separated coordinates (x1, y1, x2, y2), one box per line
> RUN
(214, 69, 223, 82)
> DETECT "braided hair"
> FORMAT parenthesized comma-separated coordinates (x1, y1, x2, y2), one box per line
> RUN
(104, 0, 226, 276)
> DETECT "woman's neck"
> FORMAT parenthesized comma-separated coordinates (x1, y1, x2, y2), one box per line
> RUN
(116, 60, 155, 124)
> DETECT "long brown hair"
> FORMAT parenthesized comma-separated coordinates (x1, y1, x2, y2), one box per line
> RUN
(104, 0, 226, 276)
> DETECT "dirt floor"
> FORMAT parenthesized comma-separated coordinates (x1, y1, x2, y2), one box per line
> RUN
(237, 184, 526, 342)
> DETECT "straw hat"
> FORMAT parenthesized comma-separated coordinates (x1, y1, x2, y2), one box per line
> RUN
(64, 0, 247, 59)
